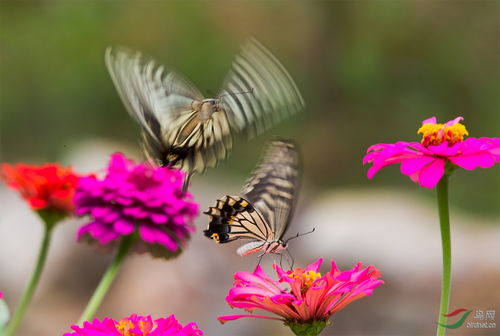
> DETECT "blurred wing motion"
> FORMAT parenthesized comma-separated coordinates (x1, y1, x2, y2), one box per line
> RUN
(219, 38, 305, 138)
(204, 140, 301, 256)
(105, 47, 232, 174)
(105, 39, 304, 176)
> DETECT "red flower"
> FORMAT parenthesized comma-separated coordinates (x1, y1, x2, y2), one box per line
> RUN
(1, 163, 80, 216)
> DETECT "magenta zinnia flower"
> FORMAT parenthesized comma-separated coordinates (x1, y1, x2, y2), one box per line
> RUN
(218, 258, 383, 335)
(75, 153, 199, 258)
(363, 116, 500, 188)
(64, 314, 203, 336)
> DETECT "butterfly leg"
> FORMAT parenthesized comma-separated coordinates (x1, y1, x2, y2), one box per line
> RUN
(285, 248, 295, 270)
(256, 253, 266, 266)
(277, 253, 284, 269)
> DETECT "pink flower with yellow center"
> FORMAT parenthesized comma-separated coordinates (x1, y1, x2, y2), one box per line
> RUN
(64, 314, 203, 336)
(218, 258, 383, 335)
(363, 116, 500, 188)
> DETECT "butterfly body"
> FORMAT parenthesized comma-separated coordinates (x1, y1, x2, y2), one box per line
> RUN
(204, 140, 301, 258)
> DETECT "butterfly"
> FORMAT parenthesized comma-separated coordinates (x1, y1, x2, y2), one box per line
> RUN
(105, 38, 304, 187)
(204, 140, 313, 262)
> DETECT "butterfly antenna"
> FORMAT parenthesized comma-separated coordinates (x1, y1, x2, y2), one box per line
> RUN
(218, 88, 254, 99)
(284, 228, 316, 244)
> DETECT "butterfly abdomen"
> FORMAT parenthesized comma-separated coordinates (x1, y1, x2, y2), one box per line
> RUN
(203, 196, 253, 243)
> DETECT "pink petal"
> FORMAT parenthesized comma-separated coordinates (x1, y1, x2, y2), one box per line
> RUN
(445, 116, 464, 126)
(234, 272, 284, 295)
(427, 142, 457, 156)
(228, 286, 277, 299)
(422, 116, 437, 125)
(151, 213, 168, 224)
(400, 156, 435, 175)
(138, 225, 157, 243)
(114, 219, 135, 234)
(217, 314, 282, 324)
(418, 158, 445, 188)
(409, 171, 420, 183)
(449, 153, 495, 170)
(305, 258, 323, 272)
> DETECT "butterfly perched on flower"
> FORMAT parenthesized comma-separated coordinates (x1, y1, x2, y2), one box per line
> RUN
(105, 38, 304, 186)
(204, 140, 312, 260)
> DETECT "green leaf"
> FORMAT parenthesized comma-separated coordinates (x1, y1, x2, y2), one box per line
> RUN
(285, 320, 329, 336)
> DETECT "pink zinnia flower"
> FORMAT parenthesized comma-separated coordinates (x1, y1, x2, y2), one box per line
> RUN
(75, 153, 199, 259)
(363, 116, 500, 188)
(64, 314, 203, 336)
(218, 258, 383, 335)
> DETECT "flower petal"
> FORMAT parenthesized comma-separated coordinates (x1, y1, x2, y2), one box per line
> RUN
(418, 158, 445, 188)
(305, 258, 323, 272)
(422, 116, 437, 125)
(449, 152, 495, 170)
(217, 314, 282, 324)
(400, 156, 435, 176)
(445, 116, 464, 126)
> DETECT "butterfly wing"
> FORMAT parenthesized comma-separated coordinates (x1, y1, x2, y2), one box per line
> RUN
(106, 47, 233, 174)
(219, 38, 305, 138)
(241, 139, 301, 240)
(204, 196, 273, 244)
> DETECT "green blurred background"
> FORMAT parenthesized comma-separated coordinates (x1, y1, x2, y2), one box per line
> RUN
(1, 1, 499, 215)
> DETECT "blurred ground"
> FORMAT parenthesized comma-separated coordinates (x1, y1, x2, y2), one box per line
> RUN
(0, 140, 499, 335)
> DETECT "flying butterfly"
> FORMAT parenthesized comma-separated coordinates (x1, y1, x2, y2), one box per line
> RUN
(105, 38, 304, 188)
(204, 140, 313, 264)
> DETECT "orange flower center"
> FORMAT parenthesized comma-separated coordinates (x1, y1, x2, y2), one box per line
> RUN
(288, 270, 322, 287)
(417, 122, 468, 146)
(116, 318, 154, 336)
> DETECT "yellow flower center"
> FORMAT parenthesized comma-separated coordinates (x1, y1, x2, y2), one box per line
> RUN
(116, 319, 135, 336)
(288, 270, 322, 287)
(418, 122, 468, 146)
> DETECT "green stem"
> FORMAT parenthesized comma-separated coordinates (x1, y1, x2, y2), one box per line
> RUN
(77, 235, 134, 324)
(436, 176, 452, 336)
(5, 224, 54, 336)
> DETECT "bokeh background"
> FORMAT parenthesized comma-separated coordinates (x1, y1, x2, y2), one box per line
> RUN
(1, 1, 499, 335)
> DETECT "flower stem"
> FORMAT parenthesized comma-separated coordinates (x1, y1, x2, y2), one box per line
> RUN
(5, 223, 54, 336)
(77, 235, 134, 324)
(436, 176, 452, 336)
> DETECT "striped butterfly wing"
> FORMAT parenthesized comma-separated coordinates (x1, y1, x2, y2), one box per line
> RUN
(105, 47, 232, 174)
(204, 140, 300, 256)
(204, 196, 272, 244)
(241, 139, 301, 240)
(219, 38, 305, 139)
